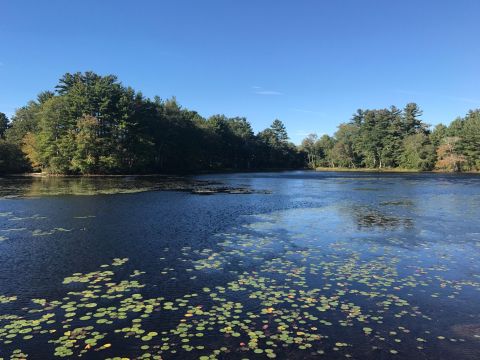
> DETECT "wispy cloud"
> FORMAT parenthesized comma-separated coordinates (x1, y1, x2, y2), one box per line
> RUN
(290, 108, 324, 116)
(252, 86, 283, 96)
(255, 90, 283, 95)
(395, 89, 480, 105)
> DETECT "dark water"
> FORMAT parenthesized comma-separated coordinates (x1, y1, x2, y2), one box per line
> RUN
(0, 171, 479, 359)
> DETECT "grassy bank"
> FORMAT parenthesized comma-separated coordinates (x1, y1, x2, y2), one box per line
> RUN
(315, 167, 480, 174)
(315, 167, 421, 173)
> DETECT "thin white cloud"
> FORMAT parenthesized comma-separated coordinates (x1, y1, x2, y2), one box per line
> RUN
(255, 90, 283, 95)
(290, 108, 324, 116)
(252, 86, 283, 96)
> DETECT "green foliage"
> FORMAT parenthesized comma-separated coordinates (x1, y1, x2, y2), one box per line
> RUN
(270, 119, 289, 143)
(302, 103, 466, 172)
(0, 112, 31, 174)
(4, 71, 479, 175)
(330, 123, 359, 168)
(300, 134, 318, 168)
(429, 124, 448, 147)
(0, 140, 29, 174)
(398, 133, 436, 170)
(444, 110, 480, 171)
(69, 115, 103, 174)
(0, 112, 8, 139)
(257, 120, 302, 168)
(403, 102, 428, 135)
(36, 96, 74, 173)
(302, 104, 479, 172)
(5, 101, 41, 144)
(315, 135, 335, 167)
(2, 72, 303, 174)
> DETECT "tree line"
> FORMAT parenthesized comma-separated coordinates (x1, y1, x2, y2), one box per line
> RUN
(300, 104, 480, 172)
(0, 72, 303, 174)
(1, 72, 479, 175)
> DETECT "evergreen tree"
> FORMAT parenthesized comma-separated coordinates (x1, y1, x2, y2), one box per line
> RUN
(403, 103, 427, 135)
(0, 112, 8, 139)
(270, 119, 289, 144)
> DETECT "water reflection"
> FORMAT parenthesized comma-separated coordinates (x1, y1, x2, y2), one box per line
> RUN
(0, 176, 255, 198)
(0, 176, 177, 197)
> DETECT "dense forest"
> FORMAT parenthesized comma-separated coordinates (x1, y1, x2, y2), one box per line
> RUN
(0, 72, 303, 174)
(0, 72, 479, 175)
(300, 104, 480, 172)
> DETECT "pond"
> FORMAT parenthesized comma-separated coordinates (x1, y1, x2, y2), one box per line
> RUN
(0, 171, 479, 359)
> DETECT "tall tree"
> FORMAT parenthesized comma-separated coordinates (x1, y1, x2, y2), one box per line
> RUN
(453, 110, 480, 170)
(36, 96, 74, 173)
(435, 137, 466, 172)
(331, 123, 359, 168)
(0, 112, 8, 139)
(0, 140, 28, 174)
(270, 119, 289, 144)
(5, 101, 41, 144)
(315, 135, 335, 167)
(399, 133, 436, 170)
(300, 133, 318, 168)
(69, 115, 103, 174)
(429, 124, 448, 147)
(403, 103, 427, 135)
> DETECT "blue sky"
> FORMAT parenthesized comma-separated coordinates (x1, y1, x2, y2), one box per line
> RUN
(1, 0, 479, 144)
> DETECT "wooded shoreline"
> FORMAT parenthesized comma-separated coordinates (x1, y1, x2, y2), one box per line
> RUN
(3, 167, 480, 179)
(314, 167, 480, 174)
(1, 71, 479, 176)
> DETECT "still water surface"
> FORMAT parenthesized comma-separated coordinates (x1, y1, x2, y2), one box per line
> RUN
(0, 171, 479, 359)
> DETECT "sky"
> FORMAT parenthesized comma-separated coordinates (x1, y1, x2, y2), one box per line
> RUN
(1, 0, 479, 144)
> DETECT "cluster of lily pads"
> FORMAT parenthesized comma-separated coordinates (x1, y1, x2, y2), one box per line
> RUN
(0, 205, 479, 359)
(0, 211, 74, 242)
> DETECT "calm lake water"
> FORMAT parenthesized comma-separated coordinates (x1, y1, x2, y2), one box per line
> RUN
(0, 171, 479, 359)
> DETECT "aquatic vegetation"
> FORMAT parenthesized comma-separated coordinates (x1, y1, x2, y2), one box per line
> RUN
(32, 228, 72, 237)
(1, 180, 480, 359)
(451, 324, 480, 341)
(0, 210, 77, 243)
(0, 295, 17, 304)
(10, 214, 47, 221)
(1, 227, 27, 232)
(0, 176, 265, 198)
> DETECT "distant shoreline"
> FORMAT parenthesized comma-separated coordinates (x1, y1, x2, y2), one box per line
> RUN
(314, 167, 480, 174)
(2, 167, 480, 178)
(1, 168, 305, 178)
